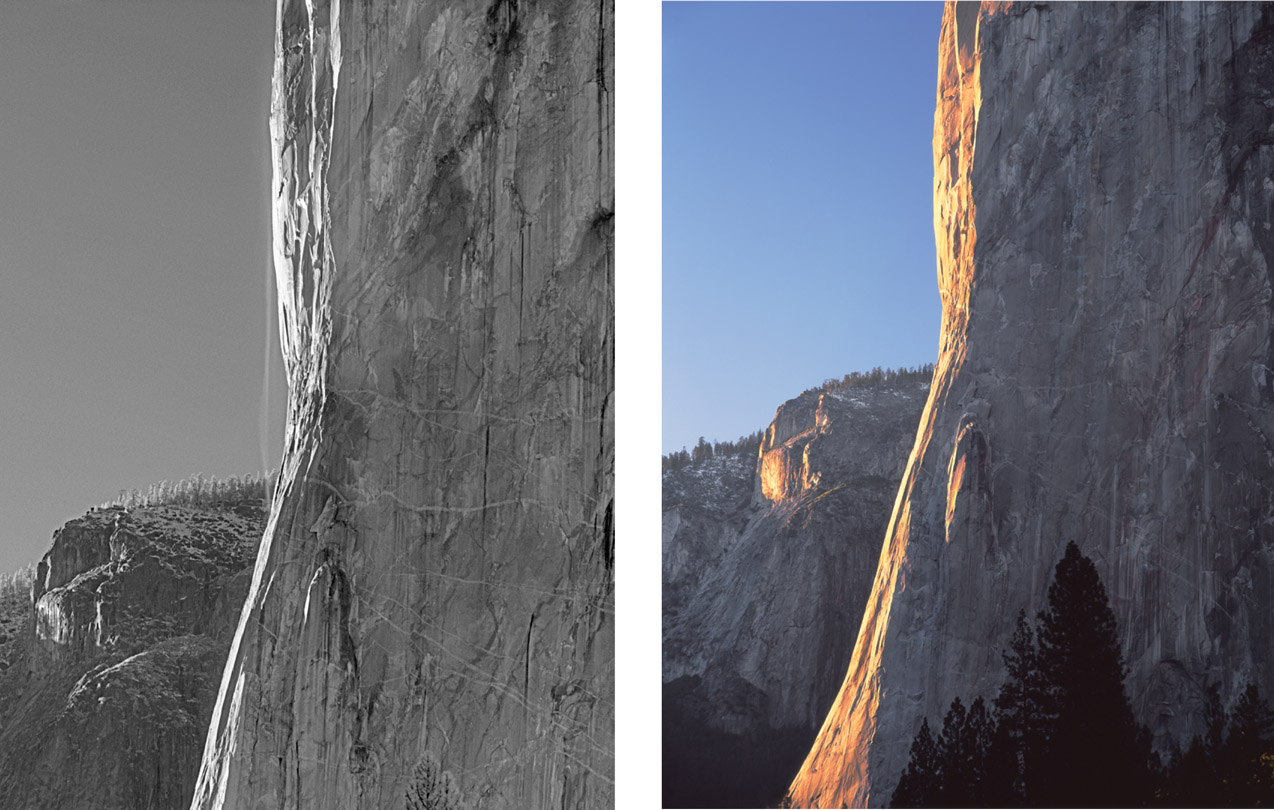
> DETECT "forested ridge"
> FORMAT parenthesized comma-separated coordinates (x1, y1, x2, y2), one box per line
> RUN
(664, 364, 935, 474)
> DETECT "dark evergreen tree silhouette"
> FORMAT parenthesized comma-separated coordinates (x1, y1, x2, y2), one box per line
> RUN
(892, 717, 940, 807)
(1032, 542, 1151, 807)
(936, 697, 996, 807)
(1162, 683, 1224, 807)
(892, 542, 1154, 808)
(988, 610, 1046, 806)
(1221, 683, 1274, 805)
(892, 543, 1274, 808)
(1156, 679, 1274, 807)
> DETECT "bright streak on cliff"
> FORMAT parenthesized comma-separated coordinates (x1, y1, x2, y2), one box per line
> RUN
(792, 1, 1274, 806)
(788, 1, 986, 804)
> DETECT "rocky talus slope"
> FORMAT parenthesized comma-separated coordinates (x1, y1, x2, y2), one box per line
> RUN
(663, 380, 927, 807)
(0, 502, 264, 810)
(192, 2, 613, 809)
(790, 4, 1274, 807)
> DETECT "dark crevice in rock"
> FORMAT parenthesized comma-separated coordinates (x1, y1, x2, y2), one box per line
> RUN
(485, 0, 521, 56)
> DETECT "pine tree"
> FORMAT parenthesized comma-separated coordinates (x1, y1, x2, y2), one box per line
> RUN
(936, 697, 996, 807)
(892, 717, 941, 807)
(894, 544, 1154, 807)
(1164, 683, 1224, 805)
(1033, 542, 1150, 807)
(691, 436, 713, 464)
(1222, 682, 1274, 805)
(990, 611, 1045, 805)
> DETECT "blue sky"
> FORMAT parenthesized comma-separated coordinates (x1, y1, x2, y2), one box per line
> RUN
(663, 1, 946, 454)
(0, 1, 283, 573)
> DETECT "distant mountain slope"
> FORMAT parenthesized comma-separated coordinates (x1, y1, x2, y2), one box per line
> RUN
(662, 377, 928, 808)
(0, 496, 264, 809)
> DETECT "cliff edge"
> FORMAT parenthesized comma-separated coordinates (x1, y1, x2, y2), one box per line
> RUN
(663, 378, 927, 807)
(0, 500, 264, 810)
(791, 3, 1274, 806)
(192, 2, 613, 809)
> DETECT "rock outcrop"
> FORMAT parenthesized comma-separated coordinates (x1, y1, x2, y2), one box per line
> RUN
(0, 502, 264, 810)
(193, 2, 613, 809)
(663, 380, 927, 807)
(790, 3, 1274, 806)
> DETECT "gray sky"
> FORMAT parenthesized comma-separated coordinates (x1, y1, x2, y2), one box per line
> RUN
(0, 1, 284, 573)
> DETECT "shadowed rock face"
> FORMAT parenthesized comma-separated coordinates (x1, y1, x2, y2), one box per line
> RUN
(192, 2, 613, 809)
(791, 3, 1274, 807)
(0, 504, 264, 810)
(663, 381, 926, 807)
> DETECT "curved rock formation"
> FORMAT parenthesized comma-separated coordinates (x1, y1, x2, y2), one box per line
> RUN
(0, 502, 264, 810)
(791, 3, 1274, 806)
(192, 2, 613, 809)
(663, 380, 926, 807)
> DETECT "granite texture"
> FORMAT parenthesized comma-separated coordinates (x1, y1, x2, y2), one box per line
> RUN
(0, 504, 264, 810)
(192, 2, 613, 808)
(790, 3, 1274, 806)
(663, 382, 926, 806)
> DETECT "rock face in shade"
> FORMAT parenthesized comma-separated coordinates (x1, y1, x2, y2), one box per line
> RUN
(662, 380, 927, 807)
(192, 3, 614, 810)
(0, 503, 264, 810)
(790, 3, 1274, 807)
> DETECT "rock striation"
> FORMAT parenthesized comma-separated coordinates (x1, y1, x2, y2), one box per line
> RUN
(790, 3, 1274, 806)
(663, 380, 927, 807)
(0, 502, 264, 810)
(192, 2, 613, 809)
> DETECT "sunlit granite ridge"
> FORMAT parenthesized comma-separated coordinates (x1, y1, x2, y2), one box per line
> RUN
(663, 380, 928, 807)
(791, 3, 1274, 806)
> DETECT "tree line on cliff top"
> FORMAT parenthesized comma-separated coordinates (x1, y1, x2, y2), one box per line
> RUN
(98, 470, 276, 511)
(661, 431, 766, 474)
(0, 566, 35, 605)
(663, 364, 936, 474)
(889, 543, 1274, 808)
(0, 472, 275, 605)
(801, 362, 934, 400)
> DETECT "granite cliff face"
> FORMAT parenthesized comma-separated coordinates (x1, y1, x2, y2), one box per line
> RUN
(193, 2, 613, 809)
(0, 502, 264, 810)
(663, 380, 927, 807)
(791, 3, 1274, 806)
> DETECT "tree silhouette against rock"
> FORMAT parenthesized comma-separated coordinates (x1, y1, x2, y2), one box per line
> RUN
(1220, 683, 1274, 805)
(892, 542, 1153, 807)
(891, 718, 939, 807)
(1158, 680, 1274, 807)
(1032, 542, 1152, 807)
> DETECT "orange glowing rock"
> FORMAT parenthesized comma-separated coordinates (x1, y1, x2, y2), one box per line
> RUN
(791, 1, 1274, 806)
(788, 2, 989, 805)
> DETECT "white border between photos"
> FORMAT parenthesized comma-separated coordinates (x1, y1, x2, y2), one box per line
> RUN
(617, 0, 662, 807)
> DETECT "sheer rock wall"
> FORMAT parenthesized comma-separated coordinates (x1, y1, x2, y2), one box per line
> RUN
(663, 382, 926, 806)
(192, 2, 613, 809)
(791, 3, 1274, 806)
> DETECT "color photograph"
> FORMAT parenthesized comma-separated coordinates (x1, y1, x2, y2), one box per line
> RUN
(663, 2, 1274, 807)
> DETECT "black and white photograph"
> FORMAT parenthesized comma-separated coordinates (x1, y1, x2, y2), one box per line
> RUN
(0, 2, 614, 808)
